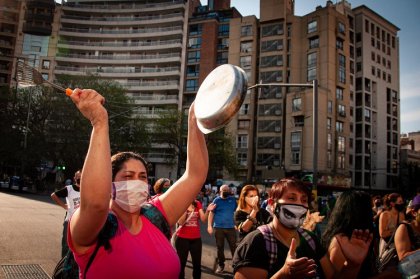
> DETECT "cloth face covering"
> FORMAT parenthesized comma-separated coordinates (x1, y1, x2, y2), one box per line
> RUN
(275, 203, 308, 229)
(112, 180, 149, 213)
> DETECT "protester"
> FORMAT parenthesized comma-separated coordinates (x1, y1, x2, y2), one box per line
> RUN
(67, 88, 208, 278)
(234, 185, 271, 243)
(175, 200, 215, 279)
(321, 191, 377, 278)
(379, 193, 405, 255)
(395, 195, 420, 260)
(208, 184, 237, 274)
(51, 170, 81, 257)
(233, 178, 373, 279)
(152, 177, 171, 198)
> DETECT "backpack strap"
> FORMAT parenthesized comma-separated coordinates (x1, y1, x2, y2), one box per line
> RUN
(257, 225, 277, 271)
(297, 227, 316, 252)
(141, 203, 171, 240)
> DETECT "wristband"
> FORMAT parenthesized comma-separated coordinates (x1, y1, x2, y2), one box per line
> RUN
(247, 215, 257, 224)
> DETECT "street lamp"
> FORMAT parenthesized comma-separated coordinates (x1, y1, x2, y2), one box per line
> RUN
(249, 79, 319, 190)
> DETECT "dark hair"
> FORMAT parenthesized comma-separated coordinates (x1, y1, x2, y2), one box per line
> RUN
(385, 192, 401, 208)
(269, 178, 311, 203)
(153, 178, 170, 194)
(321, 191, 375, 277)
(111, 151, 148, 180)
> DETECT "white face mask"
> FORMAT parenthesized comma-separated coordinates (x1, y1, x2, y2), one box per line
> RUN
(275, 203, 308, 229)
(112, 180, 149, 213)
(245, 196, 259, 206)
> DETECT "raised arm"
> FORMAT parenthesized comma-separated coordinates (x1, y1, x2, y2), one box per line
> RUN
(68, 89, 112, 251)
(159, 103, 209, 226)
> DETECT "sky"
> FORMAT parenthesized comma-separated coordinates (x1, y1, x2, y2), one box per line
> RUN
(54, 0, 420, 133)
(227, 0, 420, 134)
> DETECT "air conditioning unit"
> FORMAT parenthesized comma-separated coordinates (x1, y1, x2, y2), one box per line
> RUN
(276, 76, 282, 81)
(277, 44, 282, 50)
(274, 143, 281, 149)
(275, 126, 281, 132)
(275, 93, 282, 98)
(273, 160, 280, 166)
(275, 110, 281, 115)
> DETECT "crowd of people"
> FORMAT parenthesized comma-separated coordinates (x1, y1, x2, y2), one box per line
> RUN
(49, 88, 419, 278)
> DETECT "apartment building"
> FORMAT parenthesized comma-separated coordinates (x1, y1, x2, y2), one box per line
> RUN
(49, 0, 190, 181)
(224, 0, 400, 191)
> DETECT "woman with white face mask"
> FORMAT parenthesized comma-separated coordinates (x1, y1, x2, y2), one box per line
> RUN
(66, 88, 208, 279)
(234, 185, 271, 243)
(233, 178, 373, 279)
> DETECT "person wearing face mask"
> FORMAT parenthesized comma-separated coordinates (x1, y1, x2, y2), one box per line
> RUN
(152, 177, 171, 198)
(51, 169, 82, 257)
(208, 184, 237, 274)
(234, 185, 271, 243)
(378, 193, 406, 257)
(66, 88, 208, 278)
(233, 178, 373, 279)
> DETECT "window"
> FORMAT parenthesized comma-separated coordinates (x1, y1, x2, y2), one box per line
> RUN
(338, 22, 345, 34)
(262, 23, 283, 37)
(187, 64, 199, 77)
(185, 79, 198, 91)
(338, 104, 346, 117)
(217, 38, 229, 49)
(308, 20, 317, 33)
(307, 52, 317, 81)
(261, 55, 282, 67)
(240, 41, 252, 53)
(261, 40, 283, 52)
(336, 121, 344, 132)
(239, 103, 249, 115)
(42, 73, 49, 80)
(292, 98, 302, 112)
(337, 154, 345, 169)
(328, 101, 333, 114)
(338, 54, 346, 83)
(42, 60, 50, 70)
(189, 24, 202, 35)
(240, 56, 252, 69)
(187, 51, 200, 63)
(216, 51, 228, 64)
(237, 152, 247, 166)
(338, 136, 345, 152)
(291, 132, 301, 164)
(294, 116, 304, 127)
(327, 117, 332, 130)
(238, 120, 250, 129)
(328, 133, 332, 150)
(188, 37, 202, 48)
(237, 135, 248, 148)
(241, 25, 252, 36)
(218, 24, 229, 36)
(336, 87, 343, 100)
(336, 38, 344, 50)
(309, 37, 319, 49)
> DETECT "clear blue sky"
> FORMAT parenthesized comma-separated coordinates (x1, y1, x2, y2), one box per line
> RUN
(226, 0, 420, 134)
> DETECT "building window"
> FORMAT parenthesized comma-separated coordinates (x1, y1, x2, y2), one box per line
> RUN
(218, 24, 229, 36)
(185, 79, 198, 91)
(292, 97, 302, 112)
(239, 103, 249, 115)
(308, 20, 317, 33)
(237, 135, 248, 148)
(336, 87, 344, 100)
(240, 56, 252, 69)
(187, 51, 200, 63)
(189, 24, 202, 36)
(338, 104, 346, 117)
(187, 64, 199, 77)
(238, 120, 250, 129)
(188, 37, 202, 48)
(307, 52, 317, 81)
(261, 39, 283, 52)
(237, 152, 247, 166)
(309, 37, 319, 49)
(328, 101, 333, 114)
(338, 136, 345, 152)
(260, 71, 282, 82)
(258, 120, 281, 133)
(327, 117, 332, 130)
(338, 54, 346, 83)
(261, 55, 282, 67)
(338, 22, 345, 34)
(291, 132, 301, 164)
(336, 38, 344, 50)
(337, 154, 345, 169)
(336, 121, 344, 132)
(217, 38, 229, 50)
(241, 25, 253, 36)
(262, 23, 283, 37)
(240, 41, 252, 53)
(328, 133, 332, 150)
(42, 60, 50, 70)
(216, 51, 228, 64)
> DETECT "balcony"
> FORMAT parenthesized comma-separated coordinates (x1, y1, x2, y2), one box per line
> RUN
(62, 1, 185, 13)
(59, 26, 183, 39)
(120, 80, 179, 91)
(61, 13, 184, 26)
(57, 39, 182, 52)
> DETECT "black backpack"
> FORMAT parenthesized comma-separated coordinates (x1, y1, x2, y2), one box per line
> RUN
(52, 203, 170, 279)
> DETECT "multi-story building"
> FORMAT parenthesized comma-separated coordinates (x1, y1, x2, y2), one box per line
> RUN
(0, 0, 23, 86)
(50, 0, 190, 181)
(224, 0, 400, 192)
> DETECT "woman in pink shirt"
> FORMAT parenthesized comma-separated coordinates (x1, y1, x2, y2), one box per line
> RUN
(66, 88, 208, 279)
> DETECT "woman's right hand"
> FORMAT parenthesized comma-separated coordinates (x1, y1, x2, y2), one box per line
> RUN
(69, 88, 107, 126)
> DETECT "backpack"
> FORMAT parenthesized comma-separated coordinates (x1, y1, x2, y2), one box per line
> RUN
(52, 203, 170, 279)
(257, 225, 316, 272)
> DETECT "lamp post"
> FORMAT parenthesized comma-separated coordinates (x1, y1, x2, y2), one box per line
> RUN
(249, 79, 318, 190)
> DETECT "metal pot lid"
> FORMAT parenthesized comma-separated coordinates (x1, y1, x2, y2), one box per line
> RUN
(195, 64, 248, 134)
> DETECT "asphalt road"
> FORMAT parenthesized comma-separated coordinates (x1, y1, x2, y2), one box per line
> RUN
(0, 190, 234, 279)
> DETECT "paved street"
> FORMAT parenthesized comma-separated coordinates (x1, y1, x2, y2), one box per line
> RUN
(0, 190, 234, 279)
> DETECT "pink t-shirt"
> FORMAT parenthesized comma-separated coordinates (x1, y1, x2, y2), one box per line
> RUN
(177, 200, 202, 239)
(68, 199, 180, 279)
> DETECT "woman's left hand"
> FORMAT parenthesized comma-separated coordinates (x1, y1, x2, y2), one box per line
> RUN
(335, 229, 373, 266)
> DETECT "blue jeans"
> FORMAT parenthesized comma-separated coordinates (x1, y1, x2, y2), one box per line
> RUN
(214, 228, 237, 267)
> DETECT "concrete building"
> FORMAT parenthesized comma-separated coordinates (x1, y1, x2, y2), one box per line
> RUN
(400, 134, 420, 196)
